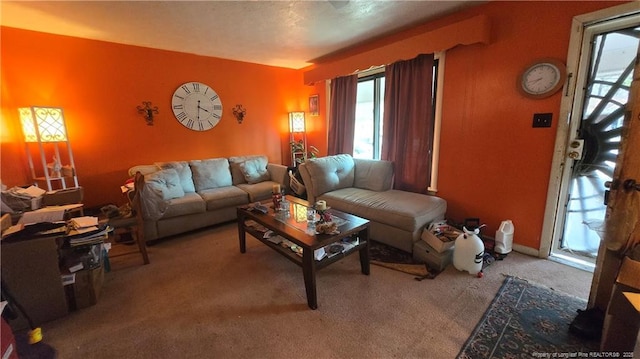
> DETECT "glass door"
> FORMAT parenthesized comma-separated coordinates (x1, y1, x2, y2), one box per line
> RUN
(551, 19, 640, 268)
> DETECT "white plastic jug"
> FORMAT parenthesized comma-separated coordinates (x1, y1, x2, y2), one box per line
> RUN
(453, 227, 485, 275)
(495, 220, 514, 254)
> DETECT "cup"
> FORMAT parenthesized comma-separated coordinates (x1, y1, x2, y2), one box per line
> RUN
(279, 199, 290, 214)
(306, 207, 316, 226)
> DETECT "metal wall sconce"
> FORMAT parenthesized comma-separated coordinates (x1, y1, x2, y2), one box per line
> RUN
(233, 104, 246, 124)
(136, 101, 159, 126)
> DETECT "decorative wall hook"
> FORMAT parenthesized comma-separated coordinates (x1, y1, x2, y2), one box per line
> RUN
(232, 104, 246, 124)
(137, 101, 159, 126)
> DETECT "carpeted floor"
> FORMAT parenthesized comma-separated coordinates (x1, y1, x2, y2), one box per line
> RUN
(20, 223, 622, 358)
(457, 276, 600, 358)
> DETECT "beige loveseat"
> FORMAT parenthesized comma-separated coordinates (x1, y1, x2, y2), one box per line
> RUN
(129, 155, 287, 241)
(298, 154, 446, 253)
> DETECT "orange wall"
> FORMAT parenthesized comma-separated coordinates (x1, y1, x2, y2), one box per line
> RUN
(431, 1, 618, 250)
(0, 0, 624, 252)
(306, 0, 621, 251)
(1, 27, 325, 208)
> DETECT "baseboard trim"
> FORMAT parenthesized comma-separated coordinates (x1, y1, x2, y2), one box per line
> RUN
(512, 243, 541, 258)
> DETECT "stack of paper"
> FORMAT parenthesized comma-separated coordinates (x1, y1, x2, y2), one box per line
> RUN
(15, 185, 46, 198)
(67, 224, 111, 247)
(70, 216, 99, 230)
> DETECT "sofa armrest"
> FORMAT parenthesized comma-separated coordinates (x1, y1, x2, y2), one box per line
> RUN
(353, 158, 394, 191)
(128, 164, 159, 177)
(298, 163, 314, 203)
(267, 163, 288, 188)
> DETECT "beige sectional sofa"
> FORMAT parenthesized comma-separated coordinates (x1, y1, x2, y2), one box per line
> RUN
(129, 155, 287, 241)
(298, 154, 446, 253)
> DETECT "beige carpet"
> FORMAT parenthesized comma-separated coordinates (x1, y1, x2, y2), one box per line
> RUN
(37, 223, 602, 358)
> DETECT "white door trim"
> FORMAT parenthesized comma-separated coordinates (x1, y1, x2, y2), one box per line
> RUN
(540, 1, 640, 259)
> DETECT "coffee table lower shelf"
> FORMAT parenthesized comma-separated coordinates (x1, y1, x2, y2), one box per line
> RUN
(237, 201, 370, 310)
(244, 226, 368, 270)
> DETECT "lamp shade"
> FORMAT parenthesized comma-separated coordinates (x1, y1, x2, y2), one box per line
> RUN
(289, 112, 306, 133)
(19, 107, 68, 143)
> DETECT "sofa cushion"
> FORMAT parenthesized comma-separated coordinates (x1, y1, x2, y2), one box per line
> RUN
(198, 186, 249, 211)
(353, 158, 394, 191)
(228, 155, 269, 185)
(236, 180, 279, 202)
(321, 188, 446, 233)
(144, 169, 185, 200)
(156, 161, 196, 193)
(189, 158, 232, 191)
(304, 154, 355, 197)
(239, 157, 270, 184)
(161, 192, 207, 219)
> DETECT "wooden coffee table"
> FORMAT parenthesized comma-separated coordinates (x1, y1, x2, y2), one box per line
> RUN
(237, 195, 370, 309)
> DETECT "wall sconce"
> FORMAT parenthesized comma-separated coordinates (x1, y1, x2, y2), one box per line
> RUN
(233, 104, 246, 124)
(136, 101, 158, 126)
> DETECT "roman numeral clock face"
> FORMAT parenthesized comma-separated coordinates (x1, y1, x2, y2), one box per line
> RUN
(171, 82, 223, 131)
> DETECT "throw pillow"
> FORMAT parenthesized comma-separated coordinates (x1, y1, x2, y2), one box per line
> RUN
(144, 169, 185, 200)
(228, 155, 269, 185)
(189, 158, 233, 191)
(238, 158, 270, 184)
(155, 161, 196, 193)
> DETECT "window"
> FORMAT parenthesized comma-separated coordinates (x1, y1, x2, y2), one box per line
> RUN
(353, 58, 440, 161)
(354, 72, 385, 159)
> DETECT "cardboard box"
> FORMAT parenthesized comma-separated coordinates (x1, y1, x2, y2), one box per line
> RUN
(1, 237, 69, 331)
(601, 257, 640, 352)
(421, 225, 460, 253)
(67, 265, 104, 310)
(412, 241, 453, 272)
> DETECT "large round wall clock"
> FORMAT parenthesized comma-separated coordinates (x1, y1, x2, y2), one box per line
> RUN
(517, 59, 567, 99)
(171, 81, 223, 131)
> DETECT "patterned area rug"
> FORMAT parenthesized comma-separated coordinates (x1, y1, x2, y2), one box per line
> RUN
(457, 276, 599, 358)
(369, 240, 439, 280)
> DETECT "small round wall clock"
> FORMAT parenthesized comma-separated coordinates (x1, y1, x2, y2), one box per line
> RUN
(517, 59, 567, 99)
(171, 82, 223, 131)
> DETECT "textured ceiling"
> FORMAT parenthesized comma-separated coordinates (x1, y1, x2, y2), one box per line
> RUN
(0, 1, 482, 69)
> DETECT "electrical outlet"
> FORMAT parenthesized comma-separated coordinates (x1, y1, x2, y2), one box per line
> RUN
(532, 113, 552, 128)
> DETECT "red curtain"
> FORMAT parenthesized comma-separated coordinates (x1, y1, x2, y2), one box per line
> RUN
(327, 75, 358, 155)
(381, 54, 435, 193)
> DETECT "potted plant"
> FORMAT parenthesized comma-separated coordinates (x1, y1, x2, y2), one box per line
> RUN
(289, 140, 319, 164)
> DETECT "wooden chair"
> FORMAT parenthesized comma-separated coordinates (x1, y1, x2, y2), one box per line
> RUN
(105, 172, 149, 265)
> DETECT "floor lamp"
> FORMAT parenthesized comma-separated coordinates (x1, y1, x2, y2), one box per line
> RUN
(289, 111, 306, 166)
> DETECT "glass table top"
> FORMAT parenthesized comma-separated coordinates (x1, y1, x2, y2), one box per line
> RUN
(272, 200, 348, 235)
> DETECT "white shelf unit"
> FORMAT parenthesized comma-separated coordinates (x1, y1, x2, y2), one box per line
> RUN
(19, 107, 79, 192)
(25, 139, 78, 191)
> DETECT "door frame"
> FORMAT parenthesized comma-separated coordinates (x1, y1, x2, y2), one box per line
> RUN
(540, 2, 640, 261)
